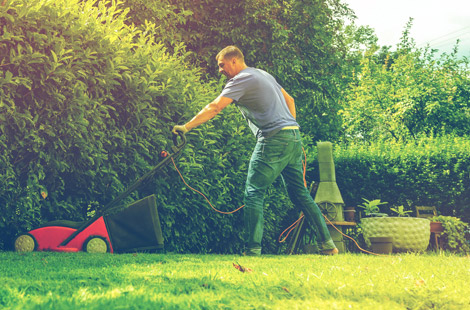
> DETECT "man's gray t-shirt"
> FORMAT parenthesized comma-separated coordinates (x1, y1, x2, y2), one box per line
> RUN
(220, 67, 299, 138)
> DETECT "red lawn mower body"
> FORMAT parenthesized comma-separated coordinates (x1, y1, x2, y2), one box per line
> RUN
(25, 217, 112, 253)
(14, 134, 186, 254)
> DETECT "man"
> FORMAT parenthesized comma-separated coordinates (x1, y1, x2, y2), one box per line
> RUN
(172, 46, 338, 256)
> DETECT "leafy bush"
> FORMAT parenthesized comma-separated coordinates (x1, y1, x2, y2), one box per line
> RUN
(0, 0, 215, 250)
(0, 0, 302, 253)
(431, 216, 470, 254)
(310, 136, 470, 223)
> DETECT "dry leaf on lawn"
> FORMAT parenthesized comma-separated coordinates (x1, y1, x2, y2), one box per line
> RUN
(233, 262, 253, 273)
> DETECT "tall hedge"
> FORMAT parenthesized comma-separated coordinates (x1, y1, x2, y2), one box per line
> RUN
(305, 136, 470, 223)
(0, 0, 301, 253)
(0, 0, 211, 249)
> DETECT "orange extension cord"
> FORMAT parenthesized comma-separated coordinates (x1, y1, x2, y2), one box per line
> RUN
(171, 157, 244, 215)
(170, 152, 385, 256)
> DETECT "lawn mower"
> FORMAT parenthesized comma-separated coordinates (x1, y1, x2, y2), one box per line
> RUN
(14, 133, 186, 254)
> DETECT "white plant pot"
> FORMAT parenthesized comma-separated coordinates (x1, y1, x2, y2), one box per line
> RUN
(361, 217, 430, 253)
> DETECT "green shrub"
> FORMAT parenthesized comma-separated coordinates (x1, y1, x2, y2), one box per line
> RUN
(431, 216, 470, 254)
(0, 0, 215, 250)
(307, 136, 470, 222)
(0, 0, 301, 253)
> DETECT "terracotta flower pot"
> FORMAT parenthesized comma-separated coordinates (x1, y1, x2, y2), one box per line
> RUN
(343, 207, 356, 222)
(430, 221, 444, 233)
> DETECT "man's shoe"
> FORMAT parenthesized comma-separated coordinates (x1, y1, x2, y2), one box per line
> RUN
(322, 248, 339, 255)
(243, 247, 261, 256)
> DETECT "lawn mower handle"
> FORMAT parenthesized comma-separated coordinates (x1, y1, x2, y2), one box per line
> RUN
(60, 131, 188, 247)
(172, 131, 186, 153)
(101, 132, 187, 213)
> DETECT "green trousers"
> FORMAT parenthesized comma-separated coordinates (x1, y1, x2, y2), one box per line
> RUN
(244, 129, 336, 255)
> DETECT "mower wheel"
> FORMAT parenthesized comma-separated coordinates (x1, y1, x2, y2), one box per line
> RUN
(84, 237, 109, 253)
(15, 234, 37, 252)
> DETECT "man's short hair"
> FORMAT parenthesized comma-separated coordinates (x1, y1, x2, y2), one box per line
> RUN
(216, 46, 244, 62)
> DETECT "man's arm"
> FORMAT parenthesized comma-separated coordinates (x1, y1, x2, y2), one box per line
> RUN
(173, 95, 233, 133)
(281, 88, 296, 119)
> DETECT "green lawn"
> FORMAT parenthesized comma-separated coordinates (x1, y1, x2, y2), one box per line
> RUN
(1, 252, 469, 309)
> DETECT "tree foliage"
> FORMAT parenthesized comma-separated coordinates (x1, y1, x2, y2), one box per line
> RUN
(340, 21, 470, 142)
(121, 0, 355, 142)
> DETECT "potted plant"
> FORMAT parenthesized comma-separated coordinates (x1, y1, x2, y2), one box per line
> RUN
(361, 201, 430, 253)
(429, 216, 470, 254)
(390, 205, 412, 217)
(357, 198, 388, 217)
